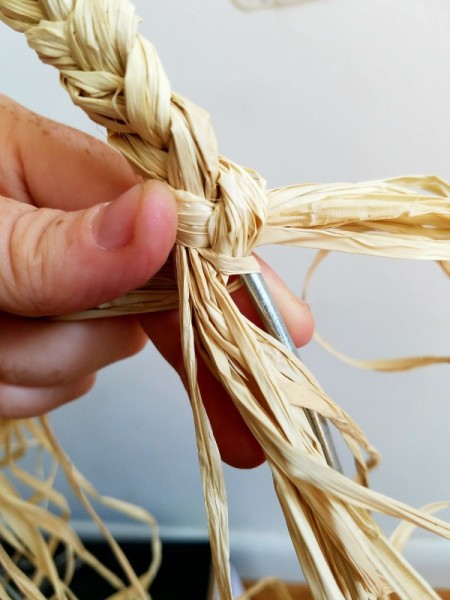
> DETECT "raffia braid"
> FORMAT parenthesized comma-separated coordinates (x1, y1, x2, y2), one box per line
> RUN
(1, 1, 450, 599)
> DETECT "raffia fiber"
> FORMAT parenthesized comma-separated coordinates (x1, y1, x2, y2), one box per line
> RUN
(0, 0, 449, 598)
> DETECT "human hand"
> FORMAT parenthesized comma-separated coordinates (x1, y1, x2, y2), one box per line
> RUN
(0, 95, 313, 469)
(0, 95, 177, 416)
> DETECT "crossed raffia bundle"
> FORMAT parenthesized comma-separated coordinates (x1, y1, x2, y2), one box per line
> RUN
(1, 0, 450, 598)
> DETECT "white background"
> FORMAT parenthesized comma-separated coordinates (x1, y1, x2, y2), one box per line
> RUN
(1, 0, 450, 586)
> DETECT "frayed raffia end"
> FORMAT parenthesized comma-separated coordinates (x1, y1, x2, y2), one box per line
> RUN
(0, 1, 450, 599)
(231, 0, 306, 11)
(0, 417, 161, 599)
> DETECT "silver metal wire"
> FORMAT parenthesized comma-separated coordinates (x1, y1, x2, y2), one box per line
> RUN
(240, 272, 342, 471)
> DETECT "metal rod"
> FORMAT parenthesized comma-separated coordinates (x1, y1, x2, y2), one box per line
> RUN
(240, 272, 342, 471)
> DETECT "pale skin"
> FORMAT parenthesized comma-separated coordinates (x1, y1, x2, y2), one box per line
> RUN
(0, 95, 314, 469)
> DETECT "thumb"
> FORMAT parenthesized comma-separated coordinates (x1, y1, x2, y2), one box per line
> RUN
(0, 181, 177, 317)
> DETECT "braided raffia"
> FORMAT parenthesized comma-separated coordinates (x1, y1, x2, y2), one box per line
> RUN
(1, 1, 450, 598)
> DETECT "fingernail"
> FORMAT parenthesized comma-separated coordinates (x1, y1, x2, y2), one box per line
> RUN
(93, 184, 144, 250)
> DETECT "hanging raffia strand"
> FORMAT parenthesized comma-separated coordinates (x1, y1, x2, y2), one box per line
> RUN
(0, 0, 450, 598)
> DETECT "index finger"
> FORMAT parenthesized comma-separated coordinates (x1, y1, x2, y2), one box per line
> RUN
(0, 95, 139, 210)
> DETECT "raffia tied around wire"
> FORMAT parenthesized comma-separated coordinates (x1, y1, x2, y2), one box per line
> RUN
(1, 0, 450, 598)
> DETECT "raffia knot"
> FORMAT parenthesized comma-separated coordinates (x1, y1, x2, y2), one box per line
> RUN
(175, 158, 267, 274)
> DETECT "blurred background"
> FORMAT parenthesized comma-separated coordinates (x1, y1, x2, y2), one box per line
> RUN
(1, 0, 449, 587)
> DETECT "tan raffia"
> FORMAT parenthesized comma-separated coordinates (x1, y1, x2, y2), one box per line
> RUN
(303, 250, 450, 373)
(0, 417, 161, 599)
(1, 1, 450, 598)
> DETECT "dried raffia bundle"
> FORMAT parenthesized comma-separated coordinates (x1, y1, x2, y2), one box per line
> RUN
(0, 0, 450, 599)
(0, 417, 162, 599)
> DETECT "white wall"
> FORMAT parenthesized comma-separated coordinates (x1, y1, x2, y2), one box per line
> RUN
(1, 0, 450, 586)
